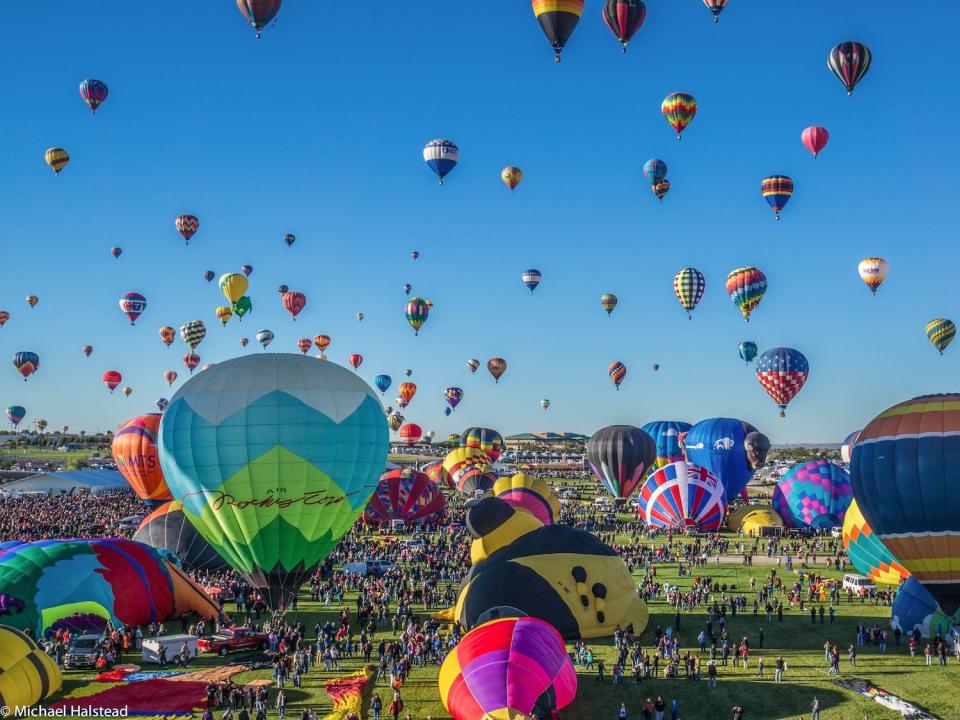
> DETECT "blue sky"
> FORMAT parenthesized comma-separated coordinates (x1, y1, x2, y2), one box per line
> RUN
(0, 2, 955, 443)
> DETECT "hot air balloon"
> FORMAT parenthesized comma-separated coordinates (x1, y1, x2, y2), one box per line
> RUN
(118, 292, 147, 325)
(586, 425, 656, 500)
(6, 406, 25, 427)
(925, 318, 955, 354)
(487, 358, 507, 383)
(79, 78, 108, 114)
(521, 269, 542, 293)
(445, 387, 464, 410)
(25, 295, 38, 309)
(82, 345, 93, 357)
(404, 369, 413, 377)
(600, 293, 618, 316)
(111, 413, 172, 504)
(541, 399, 550, 410)
(180, 320, 206, 351)
(603, 0, 646, 52)
(891, 577, 960, 638)
(801, 126, 829, 158)
(761, 175, 793, 219)
(652, 363, 660, 371)
(395, 395, 408, 410)
(159, 354, 388, 608)
(277, 284, 289, 295)
(388, 413, 404, 432)
(215, 306, 233, 326)
(405, 296, 430, 335)
(13, 352, 39, 381)
(133, 501, 230, 573)
(296, 338, 312, 355)
(640, 420, 693, 469)
(773, 460, 853, 529)
(111, 246, 122, 258)
(639, 461, 726, 530)
(164, 370, 178, 386)
(0, 625, 63, 709)
(608, 361, 626, 390)
(399, 423, 422, 447)
(842, 499, 910, 586)
(175, 214, 199, 244)
(240, 337, 250, 348)
(232, 296, 252, 319)
(738, 341, 758, 364)
(681, 418, 770, 501)
(0, 311, 8, 327)
(411, 250, 420, 260)
(363, 469, 446, 526)
(444, 407, 452, 417)
(283, 233, 295, 247)
(851, 394, 960, 614)
(703, 0, 727, 22)
(374, 375, 392, 395)
(532, 0, 584, 62)
(203, 270, 215, 282)
(44, 148, 69, 174)
(460, 427, 505, 462)
(102, 370, 122, 393)
(182, 353, 201, 373)
(839, 429, 859, 464)
(501, 166, 523, 191)
(756, 347, 809, 416)
(281, 291, 307, 320)
(661, 92, 697, 139)
(314, 335, 331, 355)
(356, 312, 365, 322)
(241, 264, 253, 277)
(858, 257, 888, 295)
(256, 329, 274, 349)
(673, 267, 705, 318)
(402, 283, 412, 295)
(467, 358, 480, 373)
(828, 41, 872, 95)
(159, 326, 175, 347)
(423, 139, 459, 185)
(219, 272, 249, 304)
(236, 0, 282, 38)
(349, 353, 363, 370)
(651, 179, 670, 201)
(726, 266, 767, 321)
(642, 158, 667, 186)
(492, 473, 561, 525)
(398, 382, 417, 406)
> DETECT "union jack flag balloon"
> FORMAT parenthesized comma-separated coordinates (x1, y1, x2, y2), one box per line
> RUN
(638, 461, 726, 531)
(756, 347, 808, 417)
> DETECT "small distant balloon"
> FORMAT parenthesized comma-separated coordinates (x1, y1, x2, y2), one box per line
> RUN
(801, 126, 829, 158)
(281, 291, 307, 320)
(175, 214, 199, 244)
(183, 353, 201, 373)
(83, 345, 93, 357)
(661, 92, 697, 139)
(487, 358, 507, 383)
(603, 0, 646, 52)
(761, 175, 793, 219)
(13, 352, 39, 381)
(521, 269, 542, 293)
(25, 295, 38, 309)
(79, 78, 108, 114)
(423, 139, 459, 185)
(858, 257, 888, 295)
(467, 358, 480, 373)
(102, 370, 122, 392)
(236, 0, 282, 38)
(609, 361, 626, 390)
(349, 353, 363, 370)
(203, 270, 215, 282)
(925, 318, 956, 355)
(255, 329, 274, 349)
(501, 166, 523, 191)
(828, 41, 872, 95)
(601, 293, 618, 316)
(297, 338, 312, 354)
(111, 247, 122, 259)
(45, 148, 69, 175)
(159, 326, 175, 347)
(164, 370, 178, 385)
(118, 292, 147, 325)
(703, 0, 728, 22)
(283, 233, 296, 247)
(410, 250, 420, 260)
(738, 341, 758, 364)
(241, 264, 253, 277)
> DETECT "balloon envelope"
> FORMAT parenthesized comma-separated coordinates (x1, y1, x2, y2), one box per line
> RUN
(773, 460, 852, 529)
(639, 461, 726, 530)
(682, 418, 768, 500)
(459, 427, 505, 462)
(586, 425, 656, 500)
(362, 469, 446, 526)
(842, 499, 909, 586)
(112, 413, 172, 504)
(134, 501, 231, 573)
(641, 420, 692, 469)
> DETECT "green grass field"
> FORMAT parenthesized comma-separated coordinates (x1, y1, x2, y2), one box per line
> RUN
(0, 447, 98, 460)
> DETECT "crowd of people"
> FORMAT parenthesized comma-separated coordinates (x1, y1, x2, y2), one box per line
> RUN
(0, 490, 143, 541)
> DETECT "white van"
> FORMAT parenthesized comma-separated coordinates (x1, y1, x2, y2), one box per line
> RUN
(842, 574, 875, 594)
(141, 634, 199, 664)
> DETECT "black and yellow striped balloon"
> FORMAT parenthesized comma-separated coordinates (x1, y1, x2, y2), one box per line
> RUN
(0, 625, 63, 709)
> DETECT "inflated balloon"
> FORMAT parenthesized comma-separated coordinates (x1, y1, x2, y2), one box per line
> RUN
(703, 0, 728, 22)
(858, 257, 888, 295)
(828, 41, 872, 95)
(756, 347, 809, 416)
(456, 464, 499, 496)
(639, 461, 726, 530)
(423, 459, 444, 485)
(467, 358, 480, 373)
(891, 577, 959, 638)
(586, 425, 656, 500)
(740, 508, 784, 536)
(801, 126, 829, 158)
(164, 370, 178, 386)
(925, 318, 955, 355)
(79, 78, 108, 114)
(348, 353, 363, 370)
(203, 270, 215, 282)
(445, 387, 464, 410)
(851, 394, 960, 614)
(159, 326, 175, 347)
(439, 616, 577, 720)
(216, 306, 233, 326)
(111, 246, 122, 258)
(12, 352, 39, 381)
(372, 375, 391, 396)
(356, 312, 364, 322)
(180, 320, 206, 351)
(642, 158, 667, 186)
(608, 361, 626, 390)
(281, 291, 307, 320)
(363, 469, 445, 526)
(82, 345, 93, 357)
(236, 0, 282, 38)
(423, 139, 459, 184)
(842, 499, 909, 586)
(398, 382, 417, 407)
(761, 175, 793, 219)
(394, 395, 407, 410)
(600, 293, 618, 316)
(118, 292, 147, 325)
(175, 214, 199, 244)
(102, 370, 122, 393)
(296, 338, 312, 355)
(5, 406, 25, 426)
(441, 447, 492, 490)
(773, 460, 852, 529)
(388, 413, 404, 432)
(405, 296, 429, 335)
(521, 269, 542, 293)
(493, 473, 560, 525)
(134, 501, 229, 573)
(183, 353, 201, 373)
(541, 398, 550, 410)
(726, 266, 767, 321)
(402, 283, 412, 295)
(673, 267, 705, 319)
(283, 233, 295, 247)
(112, 413, 172, 504)
(232, 296, 252, 319)
(240, 337, 249, 348)
(219, 272, 249, 304)
(652, 179, 670, 201)
(44, 148, 69, 175)
(640, 420, 693, 469)
(159, 354, 387, 608)
(0, 625, 63, 709)
(0, 311, 8, 327)
(661, 92, 697, 139)
(398, 423, 422, 447)
(241, 264, 253, 277)
(121, 387, 133, 398)
(501, 166, 523, 191)
(652, 363, 660, 372)
(533, 0, 584, 62)
(682, 418, 769, 500)
(277, 284, 289, 295)
(314, 335, 331, 354)
(405, 369, 413, 377)
(25, 295, 38, 309)
(255, 329, 274, 349)
(460, 427, 505, 462)
(487, 358, 507, 383)
(411, 250, 420, 260)
(603, 0, 646, 52)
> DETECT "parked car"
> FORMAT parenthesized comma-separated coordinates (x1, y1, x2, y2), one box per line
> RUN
(64, 634, 103, 669)
(197, 627, 268, 656)
(117, 515, 145, 531)
(842, 573, 876, 595)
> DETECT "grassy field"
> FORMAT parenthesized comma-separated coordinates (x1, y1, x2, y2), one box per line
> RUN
(0, 447, 99, 460)
(51, 475, 959, 719)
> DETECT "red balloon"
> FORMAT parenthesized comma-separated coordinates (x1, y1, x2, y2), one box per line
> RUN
(297, 338, 312, 354)
(281, 291, 307, 320)
(801, 126, 830, 158)
(348, 353, 363, 370)
(183, 353, 201, 373)
(102, 370, 122, 392)
(399, 423, 422, 447)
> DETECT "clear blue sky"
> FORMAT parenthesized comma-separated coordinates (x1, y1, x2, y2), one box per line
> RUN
(0, 2, 955, 443)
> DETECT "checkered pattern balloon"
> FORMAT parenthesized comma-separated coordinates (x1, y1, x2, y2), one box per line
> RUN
(673, 267, 705, 318)
(756, 347, 808, 416)
(772, 460, 852, 529)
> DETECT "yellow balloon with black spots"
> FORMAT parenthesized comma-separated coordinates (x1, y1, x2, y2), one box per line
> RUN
(0, 625, 63, 709)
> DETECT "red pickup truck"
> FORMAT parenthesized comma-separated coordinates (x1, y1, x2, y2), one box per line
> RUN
(197, 628, 268, 656)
